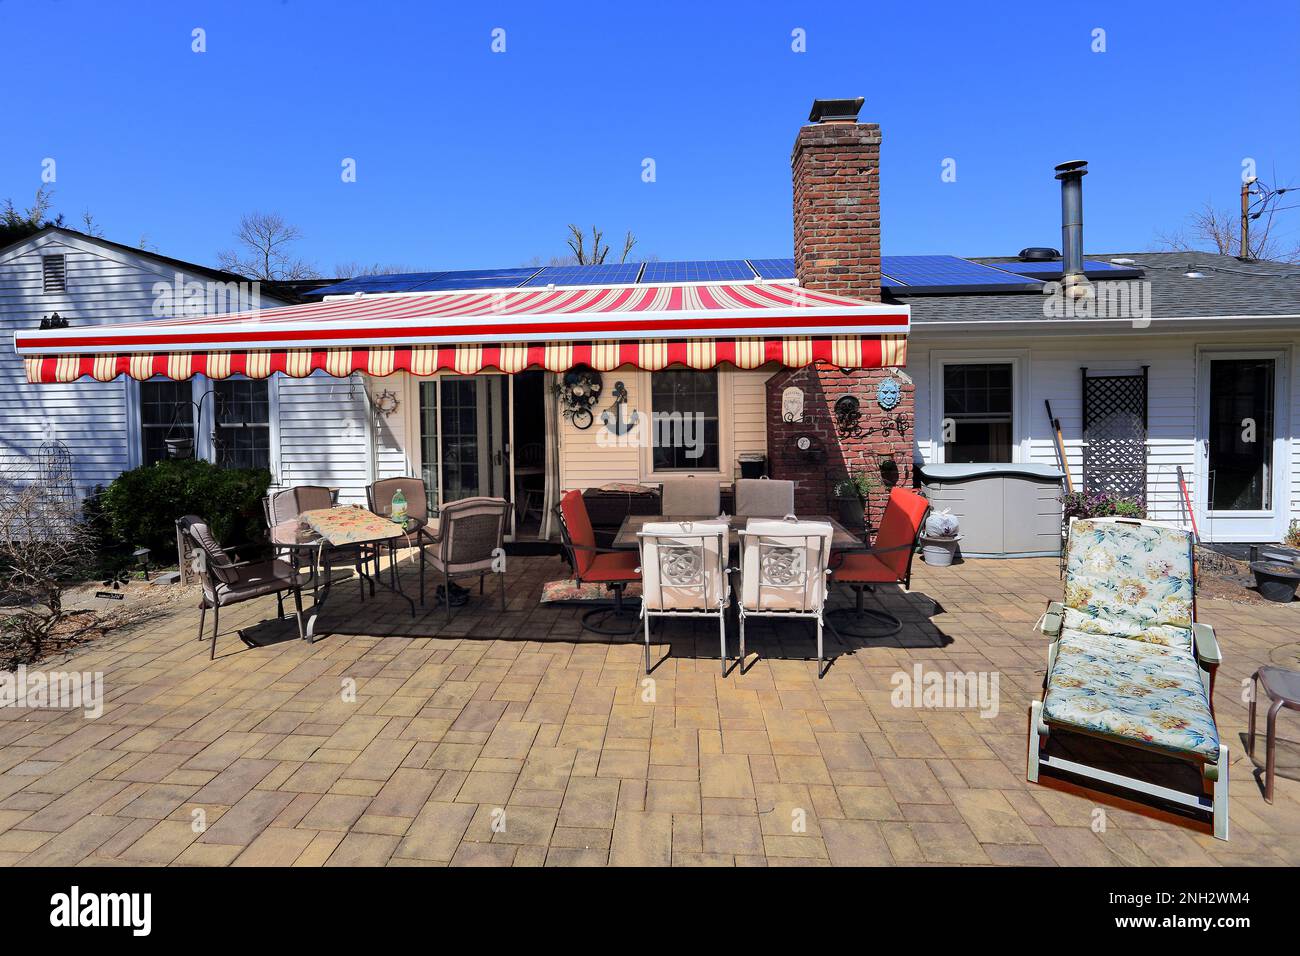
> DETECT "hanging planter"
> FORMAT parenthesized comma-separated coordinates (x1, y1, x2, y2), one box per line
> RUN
(164, 437, 194, 459)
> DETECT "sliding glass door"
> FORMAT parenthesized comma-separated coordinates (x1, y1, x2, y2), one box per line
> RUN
(418, 375, 511, 521)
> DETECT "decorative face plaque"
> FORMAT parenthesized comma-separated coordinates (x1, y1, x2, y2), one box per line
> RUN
(876, 377, 901, 411)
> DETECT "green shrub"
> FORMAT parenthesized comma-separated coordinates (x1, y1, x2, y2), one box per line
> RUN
(101, 460, 272, 561)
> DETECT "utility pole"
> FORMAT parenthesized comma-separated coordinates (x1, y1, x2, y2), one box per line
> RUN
(1240, 176, 1256, 260)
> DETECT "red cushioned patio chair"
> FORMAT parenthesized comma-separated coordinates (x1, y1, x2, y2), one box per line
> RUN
(828, 487, 929, 637)
(556, 489, 642, 635)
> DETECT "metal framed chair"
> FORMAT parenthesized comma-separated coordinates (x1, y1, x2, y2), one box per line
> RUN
(737, 517, 836, 677)
(177, 515, 308, 660)
(368, 476, 441, 606)
(636, 520, 731, 674)
(734, 478, 795, 517)
(266, 484, 365, 607)
(556, 489, 642, 635)
(422, 496, 510, 624)
(660, 479, 721, 516)
(828, 487, 929, 637)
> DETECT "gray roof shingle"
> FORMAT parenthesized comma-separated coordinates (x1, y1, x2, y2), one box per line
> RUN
(893, 251, 1300, 324)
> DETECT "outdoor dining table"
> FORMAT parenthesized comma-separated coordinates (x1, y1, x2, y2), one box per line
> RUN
(612, 514, 867, 552)
(291, 505, 419, 639)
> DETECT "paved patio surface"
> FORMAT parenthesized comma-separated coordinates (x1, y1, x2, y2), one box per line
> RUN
(1, 552, 1297, 867)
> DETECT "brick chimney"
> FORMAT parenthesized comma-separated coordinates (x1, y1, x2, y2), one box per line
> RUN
(767, 99, 911, 527)
(791, 97, 881, 302)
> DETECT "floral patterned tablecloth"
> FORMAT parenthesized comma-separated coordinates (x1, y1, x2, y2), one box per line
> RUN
(301, 507, 406, 547)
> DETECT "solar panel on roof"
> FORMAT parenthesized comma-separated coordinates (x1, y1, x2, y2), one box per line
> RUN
(747, 258, 796, 280)
(412, 268, 542, 291)
(522, 263, 642, 287)
(880, 255, 1041, 294)
(991, 260, 1144, 279)
(313, 272, 448, 295)
(640, 260, 756, 283)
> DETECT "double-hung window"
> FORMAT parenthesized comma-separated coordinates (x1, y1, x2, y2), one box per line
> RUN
(212, 379, 271, 470)
(942, 362, 1013, 463)
(136, 378, 270, 471)
(139, 380, 195, 466)
(650, 370, 720, 471)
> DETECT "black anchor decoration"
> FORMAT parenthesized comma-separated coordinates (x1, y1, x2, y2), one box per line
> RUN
(600, 380, 639, 436)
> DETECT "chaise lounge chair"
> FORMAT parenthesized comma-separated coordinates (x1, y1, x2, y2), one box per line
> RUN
(1028, 517, 1228, 840)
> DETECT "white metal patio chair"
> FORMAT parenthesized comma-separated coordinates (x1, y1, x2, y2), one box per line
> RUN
(737, 516, 837, 677)
(636, 520, 731, 674)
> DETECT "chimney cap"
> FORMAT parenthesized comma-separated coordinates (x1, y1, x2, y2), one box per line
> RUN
(1054, 159, 1088, 179)
(808, 97, 865, 123)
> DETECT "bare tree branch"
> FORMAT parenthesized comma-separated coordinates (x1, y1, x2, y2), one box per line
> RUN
(217, 212, 319, 280)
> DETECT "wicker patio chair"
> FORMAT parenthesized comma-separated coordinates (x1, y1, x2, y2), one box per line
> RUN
(422, 496, 511, 624)
(266, 484, 366, 606)
(368, 476, 441, 606)
(177, 515, 309, 660)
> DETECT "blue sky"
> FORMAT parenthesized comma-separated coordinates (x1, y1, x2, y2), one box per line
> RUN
(4, 1, 1297, 273)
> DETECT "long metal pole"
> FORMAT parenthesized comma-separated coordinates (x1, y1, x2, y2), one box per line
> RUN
(1240, 181, 1250, 260)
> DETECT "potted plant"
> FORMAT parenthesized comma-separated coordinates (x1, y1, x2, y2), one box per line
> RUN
(832, 470, 876, 530)
(919, 509, 962, 567)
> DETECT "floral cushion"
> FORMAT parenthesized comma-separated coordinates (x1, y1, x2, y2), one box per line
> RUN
(1044, 628, 1219, 758)
(1063, 520, 1194, 649)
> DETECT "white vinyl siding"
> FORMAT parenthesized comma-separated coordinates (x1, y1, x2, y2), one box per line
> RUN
(0, 231, 373, 501)
(556, 366, 775, 490)
(909, 328, 1300, 538)
(275, 372, 372, 504)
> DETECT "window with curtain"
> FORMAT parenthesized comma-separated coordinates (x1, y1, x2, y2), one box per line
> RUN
(650, 370, 720, 471)
(942, 362, 1013, 463)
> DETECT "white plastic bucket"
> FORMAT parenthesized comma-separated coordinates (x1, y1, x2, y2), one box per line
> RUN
(920, 535, 961, 567)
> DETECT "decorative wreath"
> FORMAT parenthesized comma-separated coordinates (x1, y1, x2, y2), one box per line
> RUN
(372, 389, 401, 418)
(556, 366, 603, 430)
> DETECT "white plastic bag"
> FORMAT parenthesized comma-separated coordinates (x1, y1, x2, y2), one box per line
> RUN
(924, 508, 960, 538)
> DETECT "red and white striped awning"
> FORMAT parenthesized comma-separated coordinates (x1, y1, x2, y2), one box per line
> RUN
(15, 282, 908, 382)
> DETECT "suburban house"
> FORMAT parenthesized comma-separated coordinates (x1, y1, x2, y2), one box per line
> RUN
(5, 100, 1299, 545)
(0, 228, 372, 497)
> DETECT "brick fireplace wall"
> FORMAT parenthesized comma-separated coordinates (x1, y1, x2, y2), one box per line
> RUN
(766, 106, 915, 530)
(765, 367, 913, 528)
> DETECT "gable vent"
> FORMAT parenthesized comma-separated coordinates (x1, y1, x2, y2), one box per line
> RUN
(42, 254, 67, 293)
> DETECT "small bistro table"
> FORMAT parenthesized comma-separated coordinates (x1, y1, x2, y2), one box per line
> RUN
(612, 514, 866, 553)
(1248, 665, 1300, 803)
(295, 506, 418, 639)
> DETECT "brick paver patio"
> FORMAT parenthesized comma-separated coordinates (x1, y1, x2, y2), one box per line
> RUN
(1, 552, 1296, 866)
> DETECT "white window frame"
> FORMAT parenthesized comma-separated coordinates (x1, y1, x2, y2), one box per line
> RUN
(638, 368, 732, 480)
(1193, 344, 1292, 541)
(928, 349, 1030, 464)
(127, 374, 278, 479)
